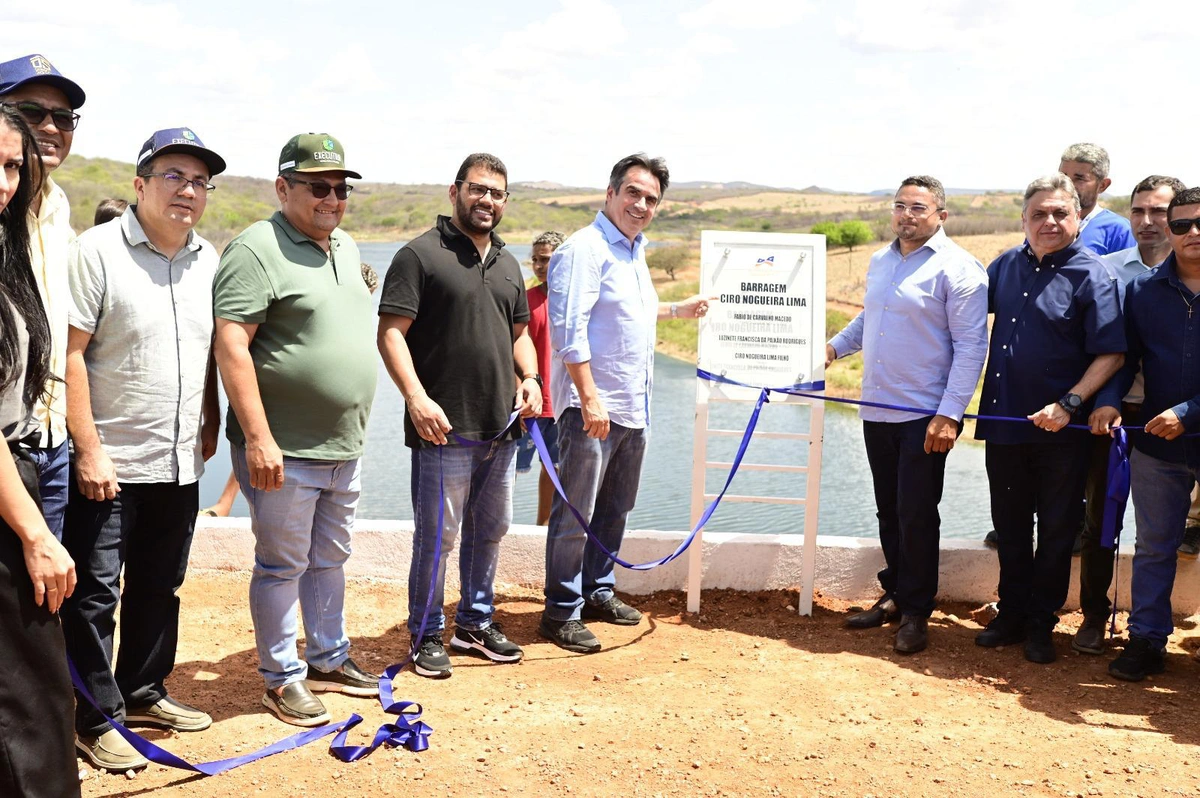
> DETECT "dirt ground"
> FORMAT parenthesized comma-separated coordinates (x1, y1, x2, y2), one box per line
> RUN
(79, 570, 1200, 798)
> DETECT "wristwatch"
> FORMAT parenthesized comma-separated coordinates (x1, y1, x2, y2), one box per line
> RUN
(1057, 392, 1083, 415)
(523, 373, 544, 389)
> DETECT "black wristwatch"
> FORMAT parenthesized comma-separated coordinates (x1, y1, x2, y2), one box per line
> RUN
(1057, 392, 1083, 415)
(523, 373, 543, 389)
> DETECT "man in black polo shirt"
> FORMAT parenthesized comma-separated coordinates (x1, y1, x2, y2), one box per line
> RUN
(378, 152, 542, 678)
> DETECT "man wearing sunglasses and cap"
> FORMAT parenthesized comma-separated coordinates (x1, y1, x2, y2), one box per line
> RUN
(61, 128, 225, 771)
(1092, 186, 1200, 682)
(214, 134, 380, 726)
(0, 54, 86, 542)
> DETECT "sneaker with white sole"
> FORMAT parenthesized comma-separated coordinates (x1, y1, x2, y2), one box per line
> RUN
(412, 634, 453, 679)
(450, 624, 524, 663)
(76, 728, 149, 772)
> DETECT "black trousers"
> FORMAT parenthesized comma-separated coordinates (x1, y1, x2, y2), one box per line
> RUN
(862, 416, 952, 618)
(61, 479, 198, 737)
(0, 521, 80, 798)
(986, 437, 1091, 626)
(1078, 403, 1140, 618)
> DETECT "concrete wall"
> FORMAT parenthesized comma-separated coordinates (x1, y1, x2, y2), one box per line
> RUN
(191, 518, 1200, 614)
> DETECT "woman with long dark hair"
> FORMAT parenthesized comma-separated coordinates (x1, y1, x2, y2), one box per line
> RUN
(0, 103, 80, 797)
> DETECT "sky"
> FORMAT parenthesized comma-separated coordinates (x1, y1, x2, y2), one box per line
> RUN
(9, 0, 1200, 195)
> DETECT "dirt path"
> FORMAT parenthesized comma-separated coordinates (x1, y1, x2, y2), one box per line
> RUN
(81, 571, 1200, 797)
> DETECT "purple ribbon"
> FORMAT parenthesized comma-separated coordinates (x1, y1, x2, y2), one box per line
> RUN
(68, 658, 356, 775)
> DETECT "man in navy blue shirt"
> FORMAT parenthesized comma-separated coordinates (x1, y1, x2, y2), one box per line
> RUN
(974, 173, 1125, 664)
(1059, 143, 1136, 256)
(1091, 186, 1200, 681)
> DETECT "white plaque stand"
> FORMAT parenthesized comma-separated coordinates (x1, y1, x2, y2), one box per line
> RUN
(686, 232, 827, 616)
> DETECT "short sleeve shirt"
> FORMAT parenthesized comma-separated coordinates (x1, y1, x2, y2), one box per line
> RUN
(68, 208, 216, 483)
(975, 239, 1126, 444)
(213, 212, 377, 460)
(378, 216, 529, 449)
(526, 283, 553, 418)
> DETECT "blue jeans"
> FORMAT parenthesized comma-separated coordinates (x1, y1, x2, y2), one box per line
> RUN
(233, 446, 359, 690)
(408, 439, 517, 636)
(515, 417, 560, 473)
(544, 408, 647, 621)
(26, 441, 69, 540)
(1127, 447, 1198, 647)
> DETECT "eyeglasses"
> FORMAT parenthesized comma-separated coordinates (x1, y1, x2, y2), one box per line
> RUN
(287, 177, 352, 200)
(457, 181, 510, 203)
(1168, 217, 1200, 235)
(144, 172, 215, 193)
(892, 202, 942, 217)
(5, 101, 81, 131)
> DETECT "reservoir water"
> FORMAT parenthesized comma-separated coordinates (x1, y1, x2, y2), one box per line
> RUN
(201, 240, 1121, 540)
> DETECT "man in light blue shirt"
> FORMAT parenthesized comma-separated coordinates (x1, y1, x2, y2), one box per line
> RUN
(542, 153, 709, 653)
(1060, 143, 1136, 256)
(1074, 174, 1186, 656)
(827, 175, 988, 654)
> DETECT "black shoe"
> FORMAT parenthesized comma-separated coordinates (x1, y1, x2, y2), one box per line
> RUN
(1109, 636, 1166, 682)
(581, 596, 642, 626)
(983, 529, 998, 550)
(412, 634, 453, 679)
(538, 616, 602, 653)
(1071, 615, 1108, 655)
(262, 682, 330, 727)
(894, 615, 928, 654)
(1024, 620, 1057, 664)
(306, 657, 380, 696)
(1180, 526, 1200, 560)
(846, 596, 899, 629)
(975, 612, 1027, 647)
(450, 624, 524, 663)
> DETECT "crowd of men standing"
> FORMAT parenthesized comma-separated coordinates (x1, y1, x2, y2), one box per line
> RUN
(3, 46, 1199, 798)
(0, 51, 710, 792)
(830, 145, 1200, 687)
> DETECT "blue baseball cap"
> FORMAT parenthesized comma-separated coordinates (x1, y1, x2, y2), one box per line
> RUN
(137, 128, 226, 177)
(0, 53, 85, 108)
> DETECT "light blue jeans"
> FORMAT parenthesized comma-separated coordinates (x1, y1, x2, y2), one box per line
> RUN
(1128, 447, 1199, 647)
(408, 440, 517, 636)
(544, 408, 647, 621)
(232, 446, 359, 689)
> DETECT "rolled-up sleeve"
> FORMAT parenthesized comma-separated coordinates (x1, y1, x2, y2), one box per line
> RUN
(549, 243, 598, 365)
(936, 260, 989, 420)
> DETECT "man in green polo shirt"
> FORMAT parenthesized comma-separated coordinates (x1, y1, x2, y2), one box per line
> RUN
(213, 133, 379, 726)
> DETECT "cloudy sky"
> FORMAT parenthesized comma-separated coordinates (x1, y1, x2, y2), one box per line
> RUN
(9, 0, 1200, 195)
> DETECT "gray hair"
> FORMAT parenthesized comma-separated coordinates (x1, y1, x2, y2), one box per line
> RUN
(1024, 174, 1081, 213)
(1060, 142, 1111, 181)
(532, 230, 565, 250)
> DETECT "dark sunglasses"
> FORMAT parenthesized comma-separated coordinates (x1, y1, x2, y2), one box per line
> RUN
(5, 101, 81, 131)
(286, 177, 353, 200)
(1168, 217, 1200, 236)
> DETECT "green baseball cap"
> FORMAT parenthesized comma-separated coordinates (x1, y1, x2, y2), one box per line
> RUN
(278, 133, 361, 179)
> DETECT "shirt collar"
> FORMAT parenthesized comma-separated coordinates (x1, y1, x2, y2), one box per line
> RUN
(1023, 237, 1084, 268)
(436, 214, 507, 251)
(270, 210, 342, 252)
(121, 206, 200, 255)
(594, 210, 645, 252)
(889, 225, 948, 256)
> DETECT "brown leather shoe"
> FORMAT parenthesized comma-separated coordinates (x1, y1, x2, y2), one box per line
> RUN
(846, 596, 899, 629)
(894, 615, 928, 654)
